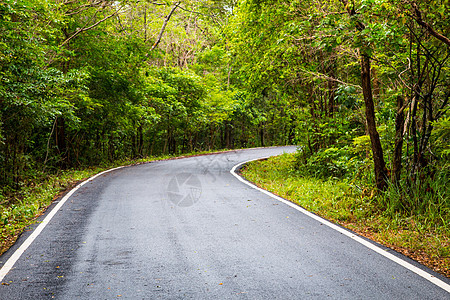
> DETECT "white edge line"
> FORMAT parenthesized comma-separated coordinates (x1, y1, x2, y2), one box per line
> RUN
(230, 157, 450, 294)
(0, 166, 124, 282)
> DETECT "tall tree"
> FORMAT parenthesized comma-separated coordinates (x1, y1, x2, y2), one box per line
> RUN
(340, 0, 388, 190)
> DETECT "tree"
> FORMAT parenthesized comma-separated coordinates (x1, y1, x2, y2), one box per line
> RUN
(0, 0, 84, 185)
(339, 0, 388, 190)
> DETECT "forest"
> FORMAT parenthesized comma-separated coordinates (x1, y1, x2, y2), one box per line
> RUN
(0, 0, 449, 273)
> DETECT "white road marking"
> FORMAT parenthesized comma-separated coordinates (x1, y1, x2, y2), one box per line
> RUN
(0, 166, 124, 282)
(230, 158, 450, 294)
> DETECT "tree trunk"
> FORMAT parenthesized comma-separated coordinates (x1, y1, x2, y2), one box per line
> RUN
(340, 0, 388, 190)
(225, 121, 232, 149)
(392, 95, 405, 184)
(138, 125, 143, 157)
(372, 67, 380, 103)
(56, 117, 67, 167)
(327, 75, 336, 117)
(360, 53, 388, 190)
(131, 127, 136, 157)
(260, 125, 265, 147)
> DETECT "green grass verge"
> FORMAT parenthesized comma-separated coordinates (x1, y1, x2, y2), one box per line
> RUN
(0, 150, 227, 255)
(241, 153, 450, 278)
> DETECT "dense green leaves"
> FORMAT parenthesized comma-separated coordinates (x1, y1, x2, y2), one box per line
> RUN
(227, 0, 449, 193)
(0, 0, 283, 192)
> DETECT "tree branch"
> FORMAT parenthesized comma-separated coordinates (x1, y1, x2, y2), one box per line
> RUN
(148, 2, 180, 52)
(434, 90, 449, 120)
(64, 1, 104, 16)
(411, 1, 450, 47)
(298, 68, 362, 90)
(60, 5, 124, 47)
(43, 118, 57, 169)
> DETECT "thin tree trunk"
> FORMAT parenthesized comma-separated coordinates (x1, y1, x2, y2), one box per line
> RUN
(143, 5, 147, 41)
(327, 59, 336, 118)
(360, 53, 388, 190)
(138, 125, 143, 157)
(260, 125, 265, 147)
(392, 95, 405, 183)
(341, 0, 388, 190)
(56, 117, 67, 167)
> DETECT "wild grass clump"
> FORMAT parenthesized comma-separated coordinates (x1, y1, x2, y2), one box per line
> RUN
(243, 153, 376, 223)
(379, 164, 449, 232)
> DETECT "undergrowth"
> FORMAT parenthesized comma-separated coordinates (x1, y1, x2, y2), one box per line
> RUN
(241, 153, 450, 278)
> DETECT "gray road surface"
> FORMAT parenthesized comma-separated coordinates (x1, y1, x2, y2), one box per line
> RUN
(0, 146, 449, 299)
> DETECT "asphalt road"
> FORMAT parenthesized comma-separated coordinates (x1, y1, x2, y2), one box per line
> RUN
(0, 146, 449, 299)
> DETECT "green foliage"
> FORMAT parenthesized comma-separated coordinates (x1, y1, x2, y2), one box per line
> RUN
(0, 0, 87, 184)
(352, 135, 371, 155)
(432, 115, 450, 158)
(335, 85, 359, 110)
(294, 145, 369, 180)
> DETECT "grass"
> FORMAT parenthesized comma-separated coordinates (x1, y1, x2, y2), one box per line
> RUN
(241, 153, 450, 278)
(0, 149, 229, 256)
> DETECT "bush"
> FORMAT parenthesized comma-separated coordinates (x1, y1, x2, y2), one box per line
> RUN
(294, 146, 367, 180)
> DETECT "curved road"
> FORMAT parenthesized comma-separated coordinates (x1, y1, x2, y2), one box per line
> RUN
(0, 146, 449, 299)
